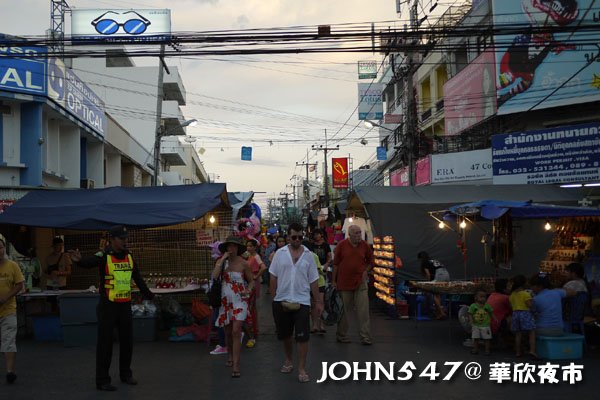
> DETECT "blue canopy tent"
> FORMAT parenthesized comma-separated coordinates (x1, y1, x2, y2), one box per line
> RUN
(0, 184, 230, 230)
(448, 200, 600, 220)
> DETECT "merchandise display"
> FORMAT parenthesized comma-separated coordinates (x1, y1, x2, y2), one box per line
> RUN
(540, 216, 599, 286)
(373, 236, 396, 306)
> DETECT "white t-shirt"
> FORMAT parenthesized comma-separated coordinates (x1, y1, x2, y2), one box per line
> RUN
(269, 245, 319, 306)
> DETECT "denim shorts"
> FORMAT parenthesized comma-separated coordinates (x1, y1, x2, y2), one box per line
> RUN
(511, 310, 535, 332)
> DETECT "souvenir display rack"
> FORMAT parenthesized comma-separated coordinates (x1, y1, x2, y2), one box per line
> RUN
(373, 236, 396, 305)
(540, 216, 599, 286)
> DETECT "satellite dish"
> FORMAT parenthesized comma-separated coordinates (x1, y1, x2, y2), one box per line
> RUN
(198, 147, 206, 155)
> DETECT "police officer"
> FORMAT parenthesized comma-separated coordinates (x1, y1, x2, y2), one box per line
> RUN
(69, 225, 154, 391)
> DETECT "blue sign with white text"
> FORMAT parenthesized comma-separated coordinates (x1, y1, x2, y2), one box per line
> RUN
(377, 146, 387, 161)
(241, 146, 252, 161)
(492, 122, 600, 184)
(0, 46, 47, 95)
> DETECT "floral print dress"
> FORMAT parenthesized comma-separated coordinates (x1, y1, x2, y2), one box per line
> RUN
(216, 270, 249, 327)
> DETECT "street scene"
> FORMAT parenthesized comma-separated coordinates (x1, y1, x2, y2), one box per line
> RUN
(1, 0, 600, 398)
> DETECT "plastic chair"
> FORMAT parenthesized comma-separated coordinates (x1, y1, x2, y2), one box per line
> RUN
(563, 292, 588, 336)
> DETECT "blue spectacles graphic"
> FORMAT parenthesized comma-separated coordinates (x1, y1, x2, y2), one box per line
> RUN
(91, 11, 151, 35)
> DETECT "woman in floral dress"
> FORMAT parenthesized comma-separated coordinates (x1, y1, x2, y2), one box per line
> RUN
(212, 237, 254, 378)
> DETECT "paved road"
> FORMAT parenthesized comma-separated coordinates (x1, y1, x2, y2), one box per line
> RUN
(6, 293, 600, 400)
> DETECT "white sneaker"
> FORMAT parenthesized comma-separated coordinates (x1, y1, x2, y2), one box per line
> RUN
(210, 345, 228, 355)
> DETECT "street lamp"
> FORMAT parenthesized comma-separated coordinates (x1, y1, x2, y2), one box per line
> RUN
(152, 118, 198, 186)
(364, 120, 394, 132)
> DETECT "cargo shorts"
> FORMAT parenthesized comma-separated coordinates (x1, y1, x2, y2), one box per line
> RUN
(0, 314, 18, 353)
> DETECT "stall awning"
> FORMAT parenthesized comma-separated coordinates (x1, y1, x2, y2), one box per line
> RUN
(0, 184, 230, 230)
(448, 200, 600, 220)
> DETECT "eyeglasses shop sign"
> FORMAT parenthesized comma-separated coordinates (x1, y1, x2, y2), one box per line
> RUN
(71, 9, 171, 40)
(48, 57, 106, 136)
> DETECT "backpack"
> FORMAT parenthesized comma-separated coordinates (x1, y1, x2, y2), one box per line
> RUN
(321, 285, 344, 326)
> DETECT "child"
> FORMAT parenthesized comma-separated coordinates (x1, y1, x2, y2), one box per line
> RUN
(468, 290, 494, 355)
(509, 275, 537, 357)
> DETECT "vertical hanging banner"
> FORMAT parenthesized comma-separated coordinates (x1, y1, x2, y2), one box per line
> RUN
(376, 146, 387, 161)
(241, 146, 252, 161)
(332, 157, 349, 189)
(357, 83, 383, 120)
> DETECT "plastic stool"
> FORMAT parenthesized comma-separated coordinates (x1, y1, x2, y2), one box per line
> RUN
(415, 295, 431, 321)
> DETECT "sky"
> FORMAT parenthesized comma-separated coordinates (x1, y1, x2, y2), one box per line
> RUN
(1, 0, 406, 206)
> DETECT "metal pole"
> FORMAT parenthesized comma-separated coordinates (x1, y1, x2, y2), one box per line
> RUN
(152, 44, 166, 186)
(323, 129, 329, 208)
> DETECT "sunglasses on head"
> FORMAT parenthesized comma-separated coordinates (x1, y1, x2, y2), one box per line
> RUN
(290, 235, 303, 240)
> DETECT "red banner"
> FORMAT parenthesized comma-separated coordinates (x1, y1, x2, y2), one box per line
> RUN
(332, 157, 349, 189)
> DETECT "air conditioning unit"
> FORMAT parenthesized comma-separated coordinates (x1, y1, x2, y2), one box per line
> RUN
(80, 179, 95, 189)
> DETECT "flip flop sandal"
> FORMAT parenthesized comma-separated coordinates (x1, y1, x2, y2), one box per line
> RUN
(231, 371, 241, 378)
(310, 329, 318, 334)
(298, 373, 310, 383)
(280, 364, 294, 373)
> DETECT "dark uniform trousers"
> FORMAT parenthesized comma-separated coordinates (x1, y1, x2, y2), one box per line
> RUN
(96, 299, 133, 385)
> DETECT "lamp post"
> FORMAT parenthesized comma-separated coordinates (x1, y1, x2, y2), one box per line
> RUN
(152, 118, 198, 186)
(363, 120, 394, 132)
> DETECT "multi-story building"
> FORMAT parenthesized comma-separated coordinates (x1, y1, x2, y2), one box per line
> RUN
(374, 0, 600, 188)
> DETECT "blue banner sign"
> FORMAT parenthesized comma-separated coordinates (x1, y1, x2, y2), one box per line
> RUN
(0, 46, 47, 95)
(492, 122, 600, 184)
(241, 146, 252, 161)
(376, 146, 387, 161)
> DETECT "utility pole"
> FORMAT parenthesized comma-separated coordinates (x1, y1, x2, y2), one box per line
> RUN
(152, 44, 170, 186)
(312, 129, 339, 209)
(296, 149, 317, 209)
(279, 192, 290, 224)
(404, 1, 419, 186)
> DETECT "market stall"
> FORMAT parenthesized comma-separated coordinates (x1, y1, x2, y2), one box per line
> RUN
(347, 184, 591, 279)
(442, 200, 600, 285)
(0, 184, 232, 342)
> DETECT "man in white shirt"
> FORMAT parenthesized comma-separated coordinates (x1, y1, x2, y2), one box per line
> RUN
(269, 222, 323, 383)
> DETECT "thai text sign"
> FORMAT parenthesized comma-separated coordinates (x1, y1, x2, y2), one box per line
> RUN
(332, 157, 349, 189)
(492, 122, 600, 184)
(358, 83, 383, 120)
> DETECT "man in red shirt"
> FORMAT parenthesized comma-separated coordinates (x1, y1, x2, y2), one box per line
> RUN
(332, 225, 374, 345)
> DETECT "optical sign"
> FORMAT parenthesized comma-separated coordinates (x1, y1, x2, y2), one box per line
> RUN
(71, 9, 171, 42)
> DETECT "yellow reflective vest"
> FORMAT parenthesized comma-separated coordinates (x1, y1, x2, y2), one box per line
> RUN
(104, 254, 134, 303)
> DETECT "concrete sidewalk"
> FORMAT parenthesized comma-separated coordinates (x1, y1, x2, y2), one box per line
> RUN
(5, 292, 600, 400)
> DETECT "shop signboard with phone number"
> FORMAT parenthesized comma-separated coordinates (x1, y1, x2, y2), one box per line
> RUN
(492, 122, 600, 184)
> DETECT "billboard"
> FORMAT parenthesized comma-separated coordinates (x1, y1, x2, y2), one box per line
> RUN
(390, 167, 409, 186)
(492, 122, 600, 184)
(71, 9, 171, 41)
(0, 46, 47, 95)
(358, 61, 378, 79)
(48, 57, 107, 136)
(444, 50, 496, 135)
(493, 0, 600, 115)
(332, 158, 349, 189)
(415, 156, 431, 186)
(431, 149, 492, 184)
(358, 83, 383, 120)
